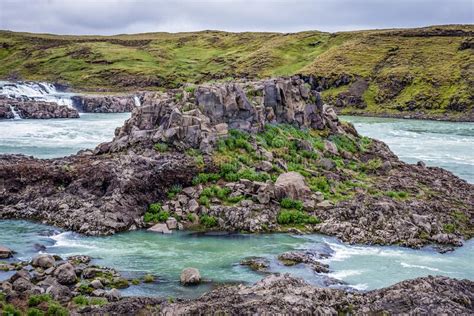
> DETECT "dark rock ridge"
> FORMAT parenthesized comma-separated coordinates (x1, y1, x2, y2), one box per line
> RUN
(0, 77, 472, 249)
(85, 274, 474, 315)
(71, 94, 140, 113)
(0, 97, 79, 119)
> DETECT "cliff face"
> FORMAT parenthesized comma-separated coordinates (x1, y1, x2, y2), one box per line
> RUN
(0, 77, 472, 250)
(0, 25, 472, 120)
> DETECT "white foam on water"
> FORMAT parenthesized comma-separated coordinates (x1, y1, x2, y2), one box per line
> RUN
(134, 95, 141, 107)
(50, 232, 97, 250)
(327, 269, 363, 279)
(400, 262, 444, 272)
(9, 105, 21, 120)
(0, 81, 75, 109)
(323, 241, 404, 262)
(350, 283, 368, 291)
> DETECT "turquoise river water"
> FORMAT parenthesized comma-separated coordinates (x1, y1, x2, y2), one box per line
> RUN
(0, 113, 472, 298)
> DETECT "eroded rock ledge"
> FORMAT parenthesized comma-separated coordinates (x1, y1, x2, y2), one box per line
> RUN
(0, 77, 472, 249)
(85, 274, 474, 315)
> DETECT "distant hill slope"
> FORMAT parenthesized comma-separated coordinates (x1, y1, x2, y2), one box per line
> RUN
(0, 25, 473, 120)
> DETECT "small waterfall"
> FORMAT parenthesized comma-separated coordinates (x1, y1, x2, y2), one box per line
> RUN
(133, 95, 141, 107)
(0, 81, 75, 109)
(9, 105, 22, 120)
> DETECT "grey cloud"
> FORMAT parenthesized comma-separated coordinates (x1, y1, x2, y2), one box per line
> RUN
(0, 0, 472, 35)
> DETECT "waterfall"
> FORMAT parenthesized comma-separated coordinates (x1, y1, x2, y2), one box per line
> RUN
(133, 95, 141, 107)
(0, 81, 75, 109)
(9, 105, 22, 120)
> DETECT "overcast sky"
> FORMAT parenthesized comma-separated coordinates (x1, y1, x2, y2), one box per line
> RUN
(0, 0, 472, 35)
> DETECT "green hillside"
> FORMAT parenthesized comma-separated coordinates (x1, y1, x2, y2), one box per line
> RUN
(0, 25, 472, 119)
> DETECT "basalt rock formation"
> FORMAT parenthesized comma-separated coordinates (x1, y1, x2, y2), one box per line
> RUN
(71, 94, 139, 113)
(0, 77, 472, 250)
(0, 97, 79, 119)
(83, 274, 474, 315)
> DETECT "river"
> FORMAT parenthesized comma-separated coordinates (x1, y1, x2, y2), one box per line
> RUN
(0, 113, 472, 298)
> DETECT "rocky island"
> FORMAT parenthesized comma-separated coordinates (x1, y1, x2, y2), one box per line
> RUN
(0, 76, 473, 314)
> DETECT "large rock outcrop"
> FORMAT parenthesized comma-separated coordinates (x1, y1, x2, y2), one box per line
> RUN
(0, 97, 79, 119)
(0, 77, 472, 246)
(84, 274, 474, 315)
(71, 94, 139, 113)
(100, 77, 342, 154)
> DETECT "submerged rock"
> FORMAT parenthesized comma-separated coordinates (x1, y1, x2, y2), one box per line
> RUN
(240, 257, 270, 272)
(0, 245, 13, 259)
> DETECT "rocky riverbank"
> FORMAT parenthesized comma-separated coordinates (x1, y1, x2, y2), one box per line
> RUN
(1, 248, 472, 315)
(0, 77, 472, 249)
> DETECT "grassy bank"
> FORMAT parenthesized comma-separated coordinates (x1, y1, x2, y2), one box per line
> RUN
(0, 25, 472, 118)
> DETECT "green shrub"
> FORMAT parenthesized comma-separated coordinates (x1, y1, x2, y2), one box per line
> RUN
(27, 308, 45, 316)
(359, 136, 372, 152)
(111, 278, 129, 289)
(3, 304, 21, 316)
(280, 198, 304, 211)
(131, 279, 140, 285)
(46, 303, 68, 316)
(226, 195, 244, 204)
(330, 135, 358, 153)
(198, 195, 210, 207)
(167, 184, 182, 199)
(192, 173, 220, 185)
(200, 215, 218, 228)
(385, 191, 408, 199)
(77, 283, 94, 295)
(277, 210, 320, 225)
(184, 86, 196, 93)
(149, 203, 162, 214)
(154, 142, 168, 152)
(186, 213, 196, 222)
(174, 93, 183, 101)
(309, 176, 330, 193)
(72, 295, 89, 306)
(443, 223, 456, 234)
(89, 298, 107, 306)
(28, 294, 51, 307)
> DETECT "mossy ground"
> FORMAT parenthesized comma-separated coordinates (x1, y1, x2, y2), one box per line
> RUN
(0, 25, 472, 117)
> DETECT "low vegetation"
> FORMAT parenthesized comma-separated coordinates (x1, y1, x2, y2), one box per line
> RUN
(0, 25, 471, 117)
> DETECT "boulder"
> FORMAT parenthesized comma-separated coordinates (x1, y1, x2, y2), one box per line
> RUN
(166, 217, 178, 230)
(105, 288, 122, 302)
(31, 254, 55, 269)
(91, 279, 104, 289)
(148, 223, 172, 234)
(54, 262, 77, 285)
(180, 268, 201, 285)
(274, 172, 311, 201)
(0, 245, 13, 259)
(47, 283, 72, 302)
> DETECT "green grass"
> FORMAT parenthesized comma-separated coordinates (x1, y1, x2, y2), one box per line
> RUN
(0, 26, 471, 118)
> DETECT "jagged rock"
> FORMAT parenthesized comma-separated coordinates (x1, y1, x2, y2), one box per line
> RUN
(160, 274, 474, 315)
(71, 94, 137, 113)
(274, 172, 311, 201)
(0, 245, 13, 258)
(54, 262, 77, 285)
(166, 217, 178, 230)
(47, 283, 72, 302)
(68, 255, 92, 264)
(278, 251, 329, 273)
(31, 254, 55, 269)
(180, 268, 201, 285)
(90, 279, 104, 289)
